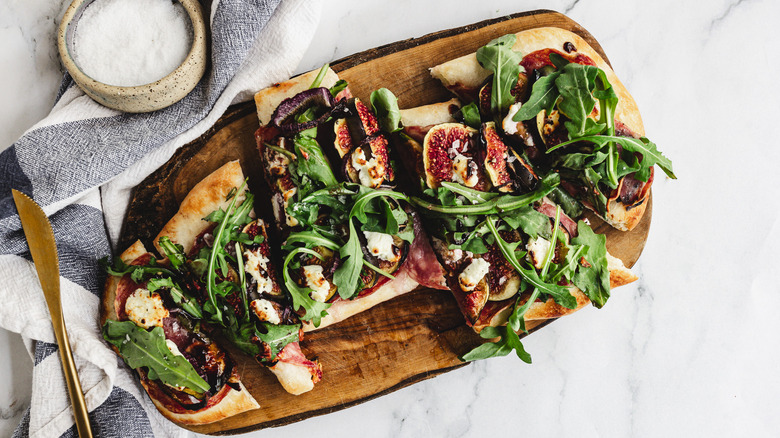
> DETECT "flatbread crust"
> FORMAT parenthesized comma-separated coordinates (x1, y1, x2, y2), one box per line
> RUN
(399, 98, 460, 128)
(429, 27, 644, 137)
(141, 378, 259, 426)
(397, 98, 637, 332)
(254, 69, 425, 330)
(153, 160, 247, 256)
(101, 240, 260, 425)
(302, 268, 419, 332)
(255, 67, 340, 126)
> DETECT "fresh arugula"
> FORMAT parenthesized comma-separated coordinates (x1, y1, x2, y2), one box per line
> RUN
(456, 102, 482, 129)
(475, 34, 524, 116)
(309, 63, 330, 89)
(103, 320, 210, 394)
(146, 277, 203, 320)
(158, 236, 185, 270)
(370, 88, 402, 133)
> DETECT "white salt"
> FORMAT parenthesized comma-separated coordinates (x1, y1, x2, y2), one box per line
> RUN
(73, 0, 193, 87)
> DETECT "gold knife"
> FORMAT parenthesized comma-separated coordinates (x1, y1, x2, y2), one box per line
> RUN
(12, 189, 93, 438)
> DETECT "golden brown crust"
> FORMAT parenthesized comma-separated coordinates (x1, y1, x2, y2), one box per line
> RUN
(141, 379, 259, 425)
(607, 252, 638, 287)
(399, 98, 460, 128)
(153, 160, 246, 256)
(254, 67, 340, 126)
(605, 193, 648, 232)
(268, 361, 315, 395)
(430, 27, 644, 137)
(301, 269, 419, 332)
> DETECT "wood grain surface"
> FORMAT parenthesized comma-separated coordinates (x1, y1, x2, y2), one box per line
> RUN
(117, 10, 650, 435)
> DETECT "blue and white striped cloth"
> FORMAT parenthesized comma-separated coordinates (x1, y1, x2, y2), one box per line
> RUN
(0, 1, 322, 436)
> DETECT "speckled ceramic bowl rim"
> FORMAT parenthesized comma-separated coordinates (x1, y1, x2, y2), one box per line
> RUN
(57, 0, 207, 113)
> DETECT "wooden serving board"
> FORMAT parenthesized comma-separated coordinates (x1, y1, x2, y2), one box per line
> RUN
(118, 10, 651, 435)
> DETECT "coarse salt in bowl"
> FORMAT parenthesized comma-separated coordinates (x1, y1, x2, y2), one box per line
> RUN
(58, 0, 207, 113)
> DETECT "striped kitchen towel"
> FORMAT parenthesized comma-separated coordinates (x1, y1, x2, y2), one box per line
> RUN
(0, 0, 323, 436)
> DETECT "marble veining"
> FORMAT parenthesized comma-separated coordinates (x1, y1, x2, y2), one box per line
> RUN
(2, 0, 780, 437)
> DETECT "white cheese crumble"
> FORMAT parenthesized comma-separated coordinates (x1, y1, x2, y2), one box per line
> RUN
(250, 299, 282, 325)
(363, 231, 399, 263)
(503, 103, 522, 135)
(451, 152, 478, 187)
(303, 265, 331, 302)
(125, 288, 169, 329)
(351, 148, 382, 187)
(244, 249, 274, 294)
(459, 258, 490, 292)
(165, 340, 184, 358)
(526, 237, 551, 270)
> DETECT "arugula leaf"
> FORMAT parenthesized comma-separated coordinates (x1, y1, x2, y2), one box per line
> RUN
(500, 205, 552, 240)
(329, 79, 349, 98)
(370, 88, 402, 133)
(282, 248, 331, 326)
(411, 174, 559, 215)
(157, 236, 185, 270)
(309, 64, 329, 89)
(550, 134, 675, 181)
(456, 102, 482, 129)
(292, 134, 338, 193)
(569, 220, 610, 307)
(205, 183, 250, 325)
(147, 278, 203, 320)
(555, 62, 602, 138)
(476, 34, 524, 116)
(103, 320, 210, 394)
(256, 322, 300, 359)
(99, 256, 176, 283)
(513, 71, 561, 121)
(333, 217, 364, 299)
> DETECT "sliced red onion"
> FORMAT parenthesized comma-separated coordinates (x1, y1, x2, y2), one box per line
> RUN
(271, 87, 334, 134)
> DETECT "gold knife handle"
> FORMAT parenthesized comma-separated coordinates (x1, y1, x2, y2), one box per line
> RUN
(50, 309, 93, 438)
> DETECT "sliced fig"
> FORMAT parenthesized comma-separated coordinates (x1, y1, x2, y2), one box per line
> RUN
(478, 83, 492, 115)
(461, 277, 489, 324)
(354, 97, 380, 137)
(344, 135, 390, 188)
(482, 230, 522, 301)
(506, 148, 539, 192)
(481, 121, 513, 193)
(422, 123, 488, 190)
(333, 118, 353, 158)
(345, 97, 380, 141)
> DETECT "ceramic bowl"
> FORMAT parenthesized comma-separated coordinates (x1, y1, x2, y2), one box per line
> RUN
(57, 0, 207, 113)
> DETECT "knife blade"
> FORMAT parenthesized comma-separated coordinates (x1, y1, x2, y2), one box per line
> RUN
(12, 189, 93, 438)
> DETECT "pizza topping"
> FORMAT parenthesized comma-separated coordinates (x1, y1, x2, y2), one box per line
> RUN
(333, 118, 354, 158)
(250, 299, 282, 325)
(347, 139, 389, 188)
(526, 237, 551, 270)
(244, 249, 274, 295)
(302, 265, 332, 303)
(271, 87, 335, 134)
(423, 123, 483, 189)
(459, 258, 490, 292)
(103, 320, 211, 395)
(481, 121, 513, 192)
(363, 231, 400, 263)
(125, 288, 169, 329)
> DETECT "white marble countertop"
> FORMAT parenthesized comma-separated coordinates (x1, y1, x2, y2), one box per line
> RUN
(3, 0, 780, 436)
